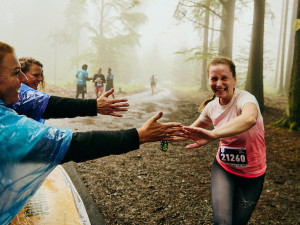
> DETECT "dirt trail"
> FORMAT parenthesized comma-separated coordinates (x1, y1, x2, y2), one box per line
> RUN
(46, 88, 178, 131)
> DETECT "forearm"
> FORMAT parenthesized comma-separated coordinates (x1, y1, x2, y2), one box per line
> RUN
(213, 114, 256, 139)
(42, 96, 97, 119)
(61, 128, 140, 163)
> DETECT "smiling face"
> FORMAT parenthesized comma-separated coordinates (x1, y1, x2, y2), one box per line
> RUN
(0, 53, 27, 105)
(25, 63, 43, 90)
(208, 63, 236, 105)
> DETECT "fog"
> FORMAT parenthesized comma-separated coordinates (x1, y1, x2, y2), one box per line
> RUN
(0, 0, 294, 88)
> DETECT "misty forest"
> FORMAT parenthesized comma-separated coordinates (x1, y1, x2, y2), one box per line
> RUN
(1, 0, 300, 224)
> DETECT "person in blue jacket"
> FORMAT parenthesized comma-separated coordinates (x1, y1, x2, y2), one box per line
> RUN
(0, 41, 183, 225)
(76, 64, 91, 99)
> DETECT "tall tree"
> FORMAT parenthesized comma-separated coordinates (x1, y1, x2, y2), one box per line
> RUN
(275, 0, 300, 130)
(284, 0, 298, 93)
(245, 0, 265, 112)
(54, 0, 88, 68)
(274, 0, 285, 89)
(200, 0, 211, 91)
(218, 0, 236, 58)
(278, 0, 290, 95)
(174, 0, 221, 90)
(88, 0, 147, 78)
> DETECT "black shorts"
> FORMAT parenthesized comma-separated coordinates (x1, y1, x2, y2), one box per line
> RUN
(77, 84, 85, 93)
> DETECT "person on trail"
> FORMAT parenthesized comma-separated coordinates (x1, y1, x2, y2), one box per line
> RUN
(105, 67, 115, 99)
(150, 74, 156, 95)
(93, 68, 106, 98)
(76, 64, 91, 99)
(0, 41, 184, 225)
(179, 56, 266, 225)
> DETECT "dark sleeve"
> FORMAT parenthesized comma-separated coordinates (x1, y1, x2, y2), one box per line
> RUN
(101, 74, 106, 83)
(42, 96, 97, 119)
(61, 128, 140, 163)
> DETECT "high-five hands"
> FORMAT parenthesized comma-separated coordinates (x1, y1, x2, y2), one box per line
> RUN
(182, 126, 217, 149)
(137, 112, 183, 143)
(97, 88, 129, 117)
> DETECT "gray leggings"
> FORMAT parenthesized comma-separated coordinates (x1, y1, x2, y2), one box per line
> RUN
(211, 158, 265, 225)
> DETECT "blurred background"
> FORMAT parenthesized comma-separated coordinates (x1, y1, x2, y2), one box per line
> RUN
(0, 0, 295, 94)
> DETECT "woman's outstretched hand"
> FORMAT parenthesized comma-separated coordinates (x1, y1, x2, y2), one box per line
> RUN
(183, 126, 217, 149)
(137, 112, 183, 143)
(97, 88, 129, 117)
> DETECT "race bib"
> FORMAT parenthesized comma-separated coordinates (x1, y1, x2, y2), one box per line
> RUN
(219, 146, 248, 168)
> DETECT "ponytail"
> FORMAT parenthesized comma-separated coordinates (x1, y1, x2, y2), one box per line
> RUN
(198, 94, 215, 113)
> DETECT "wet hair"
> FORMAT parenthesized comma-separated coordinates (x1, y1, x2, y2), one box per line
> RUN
(82, 64, 88, 70)
(0, 41, 15, 68)
(19, 57, 45, 90)
(198, 56, 236, 113)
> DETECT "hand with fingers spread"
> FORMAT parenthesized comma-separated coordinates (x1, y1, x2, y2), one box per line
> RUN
(97, 88, 129, 117)
(183, 126, 216, 149)
(137, 112, 183, 143)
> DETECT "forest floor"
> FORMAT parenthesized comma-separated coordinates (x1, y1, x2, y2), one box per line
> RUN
(46, 85, 300, 224)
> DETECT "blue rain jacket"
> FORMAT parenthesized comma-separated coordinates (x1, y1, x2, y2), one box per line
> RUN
(9, 84, 50, 123)
(0, 99, 72, 225)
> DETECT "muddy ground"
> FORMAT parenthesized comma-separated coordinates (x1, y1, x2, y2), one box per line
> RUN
(46, 86, 299, 224)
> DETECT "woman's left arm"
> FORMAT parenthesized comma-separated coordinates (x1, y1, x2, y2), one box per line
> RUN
(212, 102, 258, 139)
(183, 102, 258, 149)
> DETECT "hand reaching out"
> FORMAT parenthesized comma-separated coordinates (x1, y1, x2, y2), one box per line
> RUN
(137, 112, 183, 143)
(97, 88, 129, 117)
(183, 126, 217, 149)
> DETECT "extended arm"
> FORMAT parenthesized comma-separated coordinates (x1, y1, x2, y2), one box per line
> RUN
(43, 88, 129, 119)
(184, 102, 258, 149)
(62, 111, 183, 162)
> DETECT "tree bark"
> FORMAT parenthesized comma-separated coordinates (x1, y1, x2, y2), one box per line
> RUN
(274, 0, 285, 89)
(284, 0, 298, 94)
(218, 0, 236, 58)
(287, 0, 300, 129)
(278, 0, 290, 95)
(245, 0, 265, 112)
(200, 0, 210, 91)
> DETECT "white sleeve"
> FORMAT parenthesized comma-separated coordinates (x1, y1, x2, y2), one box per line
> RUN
(199, 102, 213, 125)
(236, 91, 260, 112)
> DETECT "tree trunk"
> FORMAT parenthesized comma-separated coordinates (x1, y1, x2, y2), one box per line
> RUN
(245, 0, 265, 112)
(218, 0, 236, 58)
(274, 0, 285, 89)
(287, 0, 300, 129)
(284, 0, 298, 94)
(200, 0, 210, 91)
(278, 0, 290, 95)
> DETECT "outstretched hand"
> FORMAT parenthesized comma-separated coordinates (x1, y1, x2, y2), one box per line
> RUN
(183, 126, 216, 149)
(137, 112, 183, 143)
(97, 88, 129, 117)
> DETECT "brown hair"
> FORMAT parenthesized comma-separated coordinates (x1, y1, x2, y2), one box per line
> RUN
(0, 41, 14, 67)
(19, 57, 45, 90)
(198, 56, 236, 113)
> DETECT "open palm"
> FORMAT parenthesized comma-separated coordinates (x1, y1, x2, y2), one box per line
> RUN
(183, 126, 216, 149)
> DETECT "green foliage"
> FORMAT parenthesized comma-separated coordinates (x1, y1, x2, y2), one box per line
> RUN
(87, 0, 147, 73)
(273, 117, 300, 131)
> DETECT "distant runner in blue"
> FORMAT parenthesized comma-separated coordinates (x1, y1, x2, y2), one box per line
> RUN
(76, 64, 91, 99)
